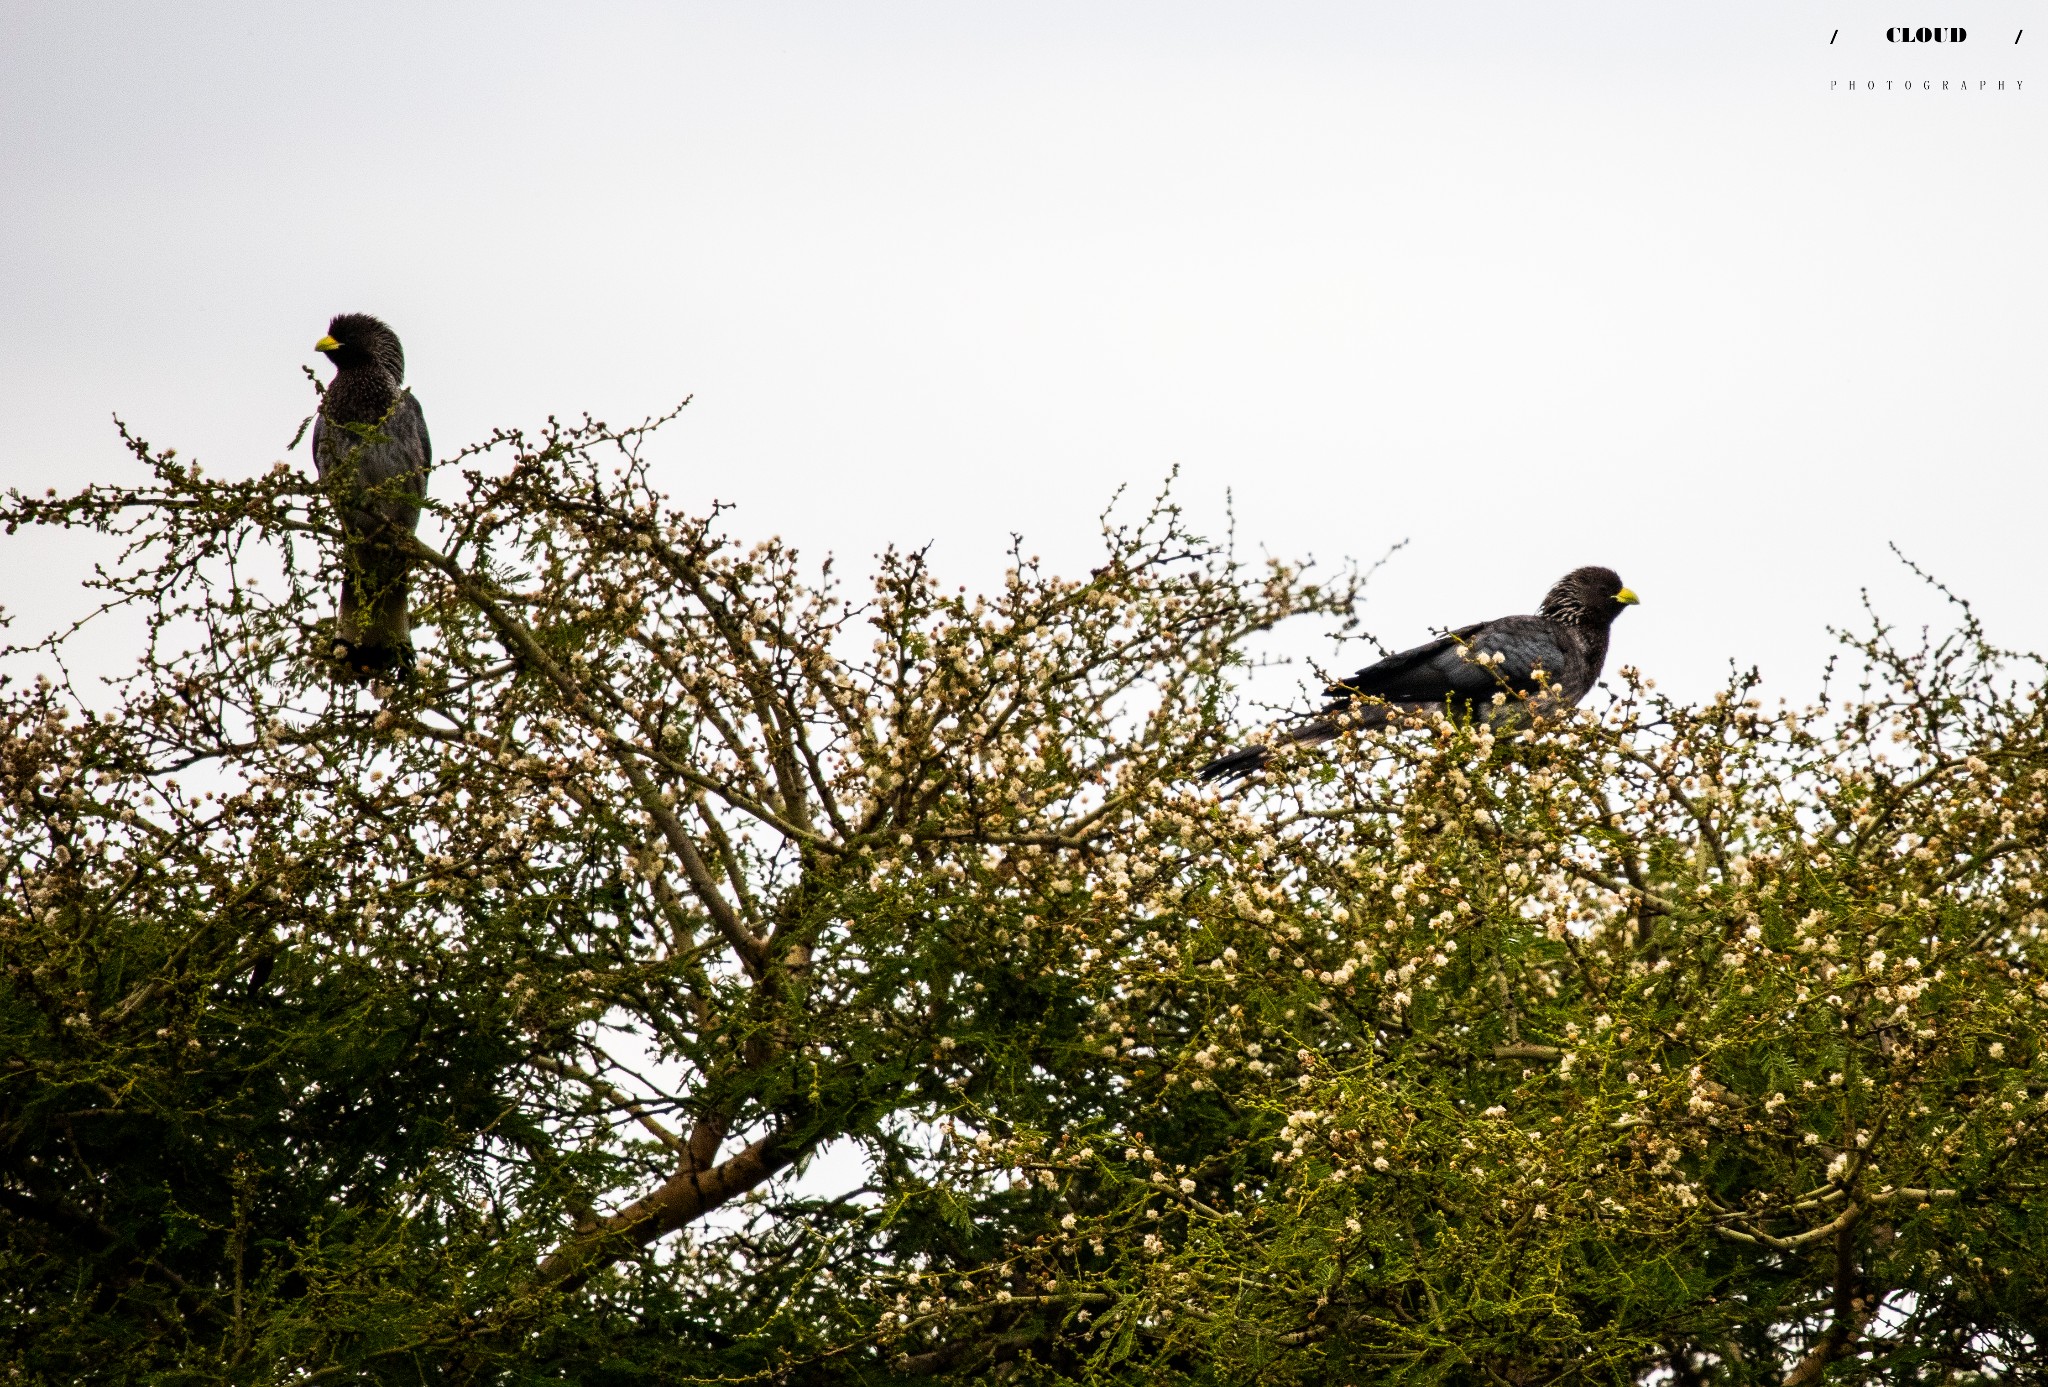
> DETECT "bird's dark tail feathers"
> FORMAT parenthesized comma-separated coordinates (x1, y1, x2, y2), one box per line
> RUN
(335, 557, 416, 683)
(1197, 718, 1339, 783)
(1196, 698, 1407, 783)
(1195, 744, 1272, 784)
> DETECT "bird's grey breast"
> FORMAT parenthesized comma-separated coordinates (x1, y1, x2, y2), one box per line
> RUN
(315, 392, 428, 491)
(1554, 621, 1608, 703)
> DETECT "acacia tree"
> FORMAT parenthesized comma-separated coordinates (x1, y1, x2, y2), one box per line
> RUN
(5, 406, 2047, 1387)
(0, 408, 1354, 1382)
(974, 592, 2048, 1386)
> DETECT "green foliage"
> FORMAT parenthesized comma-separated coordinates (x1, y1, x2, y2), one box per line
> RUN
(3, 409, 2045, 1385)
(0, 410, 1350, 1382)
(979, 587, 2048, 1385)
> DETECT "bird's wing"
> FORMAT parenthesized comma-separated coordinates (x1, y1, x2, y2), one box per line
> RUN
(315, 395, 430, 542)
(1325, 621, 1485, 703)
(357, 393, 430, 536)
(403, 391, 432, 479)
(1327, 616, 1568, 706)
(393, 390, 430, 499)
(1460, 616, 1574, 696)
(310, 412, 328, 480)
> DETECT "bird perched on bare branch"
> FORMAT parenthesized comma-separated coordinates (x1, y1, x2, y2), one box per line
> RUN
(1199, 565, 1639, 782)
(311, 314, 431, 679)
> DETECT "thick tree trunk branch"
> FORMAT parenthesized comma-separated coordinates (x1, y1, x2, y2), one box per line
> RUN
(1782, 1216, 1869, 1386)
(537, 1128, 797, 1290)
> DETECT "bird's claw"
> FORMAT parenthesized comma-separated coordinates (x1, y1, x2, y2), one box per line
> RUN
(324, 636, 416, 685)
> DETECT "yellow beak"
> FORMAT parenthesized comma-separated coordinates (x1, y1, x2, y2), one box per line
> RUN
(1615, 587, 1640, 606)
(314, 335, 342, 353)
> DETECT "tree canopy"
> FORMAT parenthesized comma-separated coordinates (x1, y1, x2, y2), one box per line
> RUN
(3, 409, 2045, 1385)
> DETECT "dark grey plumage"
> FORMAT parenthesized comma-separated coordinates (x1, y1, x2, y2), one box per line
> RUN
(311, 314, 430, 679)
(1199, 566, 1639, 782)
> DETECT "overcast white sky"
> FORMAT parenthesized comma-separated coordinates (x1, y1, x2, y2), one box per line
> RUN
(3, 2, 2042, 705)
